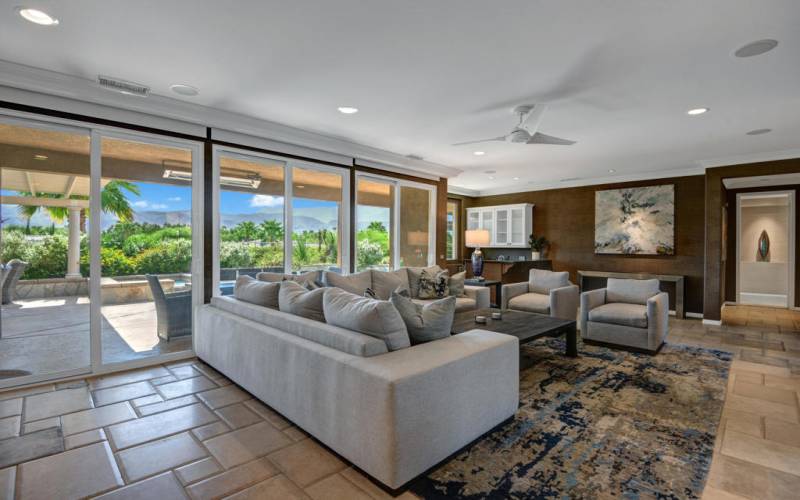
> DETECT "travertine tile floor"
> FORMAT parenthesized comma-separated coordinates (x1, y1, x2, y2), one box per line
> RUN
(0, 314, 798, 499)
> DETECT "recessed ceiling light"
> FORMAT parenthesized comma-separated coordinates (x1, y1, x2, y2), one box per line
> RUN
(735, 39, 778, 58)
(17, 7, 59, 25)
(33, 154, 48, 160)
(746, 128, 772, 136)
(687, 107, 709, 115)
(488, 176, 495, 180)
(608, 169, 616, 173)
(513, 177, 520, 180)
(170, 84, 199, 97)
(337, 106, 358, 114)
(473, 151, 485, 156)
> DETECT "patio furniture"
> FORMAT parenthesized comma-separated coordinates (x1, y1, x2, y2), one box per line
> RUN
(1, 259, 28, 305)
(501, 269, 579, 320)
(580, 278, 669, 354)
(146, 274, 192, 341)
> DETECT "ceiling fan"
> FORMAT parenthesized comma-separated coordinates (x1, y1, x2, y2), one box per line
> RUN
(453, 104, 576, 146)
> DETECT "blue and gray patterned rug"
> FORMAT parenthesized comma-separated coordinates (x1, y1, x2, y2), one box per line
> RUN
(410, 339, 732, 499)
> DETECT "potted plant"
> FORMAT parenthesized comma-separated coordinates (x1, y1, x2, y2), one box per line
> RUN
(528, 233, 548, 260)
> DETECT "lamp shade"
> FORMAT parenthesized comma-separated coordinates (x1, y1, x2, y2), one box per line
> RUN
(465, 229, 490, 248)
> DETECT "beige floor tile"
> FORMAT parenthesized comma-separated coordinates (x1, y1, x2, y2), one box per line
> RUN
(283, 426, 309, 442)
(0, 398, 22, 419)
(22, 416, 60, 434)
(192, 421, 231, 441)
(215, 403, 262, 430)
(0, 384, 54, 402)
(204, 421, 292, 469)
(340, 468, 393, 500)
(722, 429, 800, 476)
(725, 394, 799, 424)
(722, 409, 762, 438)
(306, 473, 372, 500)
(764, 418, 800, 449)
(108, 403, 217, 450)
(764, 374, 800, 391)
(150, 374, 179, 386)
(131, 394, 163, 407)
(17, 441, 123, 499)
(185, 457, 278, 500)
(733, 380, 797, 405)
(117, 432, 207, 482)
(0, 466, 15, 500)
(197, 385, 250, 410)
(731, 359, 791, 377)
(23, 386, 93, 422)
(175, 457, 222, 485)
(731, 370, 764, 385)
(168, 364, 201, 380)
(64, 428, 107, 450)
(61, 401, 136, 436)
(0, 427, 64, 469)
(138, 394, 198, 417)
(93, 381, 156, 407)
(89, 366, 171, 390)
(0, 415, 20, 440)
(244, 399, 291, 430)
(702, 484, 750, 499)
(95, 471, 188, 500)
(225, 474, 308, 500)
(157, 377, 217, 400)
(707, 452, 800, 500)
(268, 439, 346, 487)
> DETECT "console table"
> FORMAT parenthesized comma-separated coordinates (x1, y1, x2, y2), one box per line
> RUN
(577, 270, 686, 319)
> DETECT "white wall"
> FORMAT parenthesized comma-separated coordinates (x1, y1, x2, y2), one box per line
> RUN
(740, 203, 790, 299)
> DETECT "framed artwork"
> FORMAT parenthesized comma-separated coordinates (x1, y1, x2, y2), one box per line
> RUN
(594, 184, 675, 255)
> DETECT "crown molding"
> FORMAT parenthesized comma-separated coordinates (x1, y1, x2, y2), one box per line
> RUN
(697, 148, 800, 169)
(446, 185, 480, 197)
(0, 60, 462, 180)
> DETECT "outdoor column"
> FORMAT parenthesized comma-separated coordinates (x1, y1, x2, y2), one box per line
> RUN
(66, 206, 82, 278)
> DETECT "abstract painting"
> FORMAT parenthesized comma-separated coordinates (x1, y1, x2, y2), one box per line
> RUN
(595, 184, 674, 255)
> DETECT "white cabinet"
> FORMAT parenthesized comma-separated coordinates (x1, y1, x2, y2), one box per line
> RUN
(465, 203, 533, 248)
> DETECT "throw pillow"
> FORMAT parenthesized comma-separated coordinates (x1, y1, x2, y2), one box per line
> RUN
(406, 265, 441, 298)
(278, 280, 326, 322)
(448, 271, 466, 297)
(323, 270, 372, 296)
(258, 270, 320, 287)
(371, 268, 410, 300)
(390, 291, 455, 345)
(234, 275, 280, 309)
(418, 269, 449, 299)
(364, 287, 378, 299)
(323, 287, 410, 351)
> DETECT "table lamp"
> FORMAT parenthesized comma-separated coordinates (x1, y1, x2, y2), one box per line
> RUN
(465, 229, 490, 279)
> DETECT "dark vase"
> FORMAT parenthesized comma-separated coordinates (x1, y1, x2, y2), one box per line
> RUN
(471, 248, 484, 278)
(757, 230, 770, 261)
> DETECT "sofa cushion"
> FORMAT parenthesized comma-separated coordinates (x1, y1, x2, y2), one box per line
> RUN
(418, 269, 449, 299)
(323, 287, 411, 351)
(390, 292, 455, 345)
(529, 269, 570, 295)
(508, 292, 550, 314)
(589, 303, 648, 328)
(324, 270, 372, 296)
(278, 280, 326, 322)
(448, 271, 466, 297)
(371, 269, 410, 300)
(412, 296, 476, 313)
(234, 275, 279, 309)
(210, 296, 388, 357)
(407, 265, 441, 298)
(606, 278, 660, 305)
(257, 270, 321, 287)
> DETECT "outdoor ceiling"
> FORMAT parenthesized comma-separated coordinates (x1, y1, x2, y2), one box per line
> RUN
(0, 1, 798, 195)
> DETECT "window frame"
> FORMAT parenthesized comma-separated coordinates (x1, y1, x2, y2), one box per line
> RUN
(446, 198, 461, 262)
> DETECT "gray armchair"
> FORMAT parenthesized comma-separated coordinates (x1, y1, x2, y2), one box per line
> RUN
(146, 275, 192, 341)
(501, 269, 579, 320)
(580, 278, 668, 354)
(2, 259, 28, 305)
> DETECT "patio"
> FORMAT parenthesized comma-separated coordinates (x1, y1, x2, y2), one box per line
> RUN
(0, 297, 191, 379)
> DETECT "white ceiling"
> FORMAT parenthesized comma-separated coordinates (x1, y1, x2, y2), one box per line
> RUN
(1, 0, 799, 195)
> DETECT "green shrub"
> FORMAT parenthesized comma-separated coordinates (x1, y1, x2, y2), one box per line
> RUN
(219, 242, 255, 269)
(0, 231, 30, 264)
(80, 248, 136, 277)
(25, 235, 68, 279)
(134, 239, 192, 274)
(357, 240, 387, 269)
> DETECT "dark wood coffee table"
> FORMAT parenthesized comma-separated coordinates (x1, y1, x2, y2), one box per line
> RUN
(451, 308, 578, 357)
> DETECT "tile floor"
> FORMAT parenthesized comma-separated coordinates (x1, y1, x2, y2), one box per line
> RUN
(0, 315, 797, 499)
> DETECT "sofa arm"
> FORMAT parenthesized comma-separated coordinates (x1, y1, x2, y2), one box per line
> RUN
(550, 284, 579, 321)
(647, 292, 669, 350)
(463, 285, 490, 310)
(580, 288, 606, 334)
(348, 330, 519, 487)
(501, 282, 529, 309)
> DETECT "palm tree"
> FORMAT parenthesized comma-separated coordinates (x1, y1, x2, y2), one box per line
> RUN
(259, 220, 283, 244)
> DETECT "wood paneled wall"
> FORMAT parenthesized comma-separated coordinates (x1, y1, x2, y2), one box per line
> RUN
(461, 175, 707, 314)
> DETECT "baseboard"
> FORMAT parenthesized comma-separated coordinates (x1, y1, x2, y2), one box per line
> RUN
(702, 319, 722, 326)
(686, 312, 704, 319)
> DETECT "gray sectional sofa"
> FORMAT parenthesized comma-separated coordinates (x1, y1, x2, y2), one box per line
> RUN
(195, 267, 517, 490)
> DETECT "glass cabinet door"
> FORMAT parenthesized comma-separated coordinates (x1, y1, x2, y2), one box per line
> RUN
(480, 209, 493, 243)
(495, 208, 508, 245)
(467, 210, 479, 230)
(511, 207, 525, 245)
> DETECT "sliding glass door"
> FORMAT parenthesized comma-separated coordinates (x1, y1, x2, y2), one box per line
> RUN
(355, 177, 395, 271)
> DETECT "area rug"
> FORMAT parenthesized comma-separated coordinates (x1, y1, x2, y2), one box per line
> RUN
(409, 339, 732, 499)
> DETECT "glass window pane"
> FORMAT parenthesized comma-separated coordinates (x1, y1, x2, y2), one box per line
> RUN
(100, 137, 194, 364)
(218, 154, 285, 288)
(291, 166, 343, 273)
(399, 185, 431, 267)
(356, 177, 393, 271)
(447, 200, 458, 260)
(1, 122, 91, 381)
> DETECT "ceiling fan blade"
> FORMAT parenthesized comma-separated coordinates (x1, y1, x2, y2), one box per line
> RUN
(527, 132, 576, 146)
(451, 136, 506, 146)
(519, 104, 548, 134)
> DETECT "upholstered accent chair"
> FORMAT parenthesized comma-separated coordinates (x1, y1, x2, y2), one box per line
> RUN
(580, 278, 669, 354)
(501, 269, 579, 320)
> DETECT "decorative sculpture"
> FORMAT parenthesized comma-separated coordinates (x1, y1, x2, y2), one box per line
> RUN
(757, 230, 770, 261)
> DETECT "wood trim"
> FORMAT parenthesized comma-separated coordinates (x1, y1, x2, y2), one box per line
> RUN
(353, 163, 440, 186)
